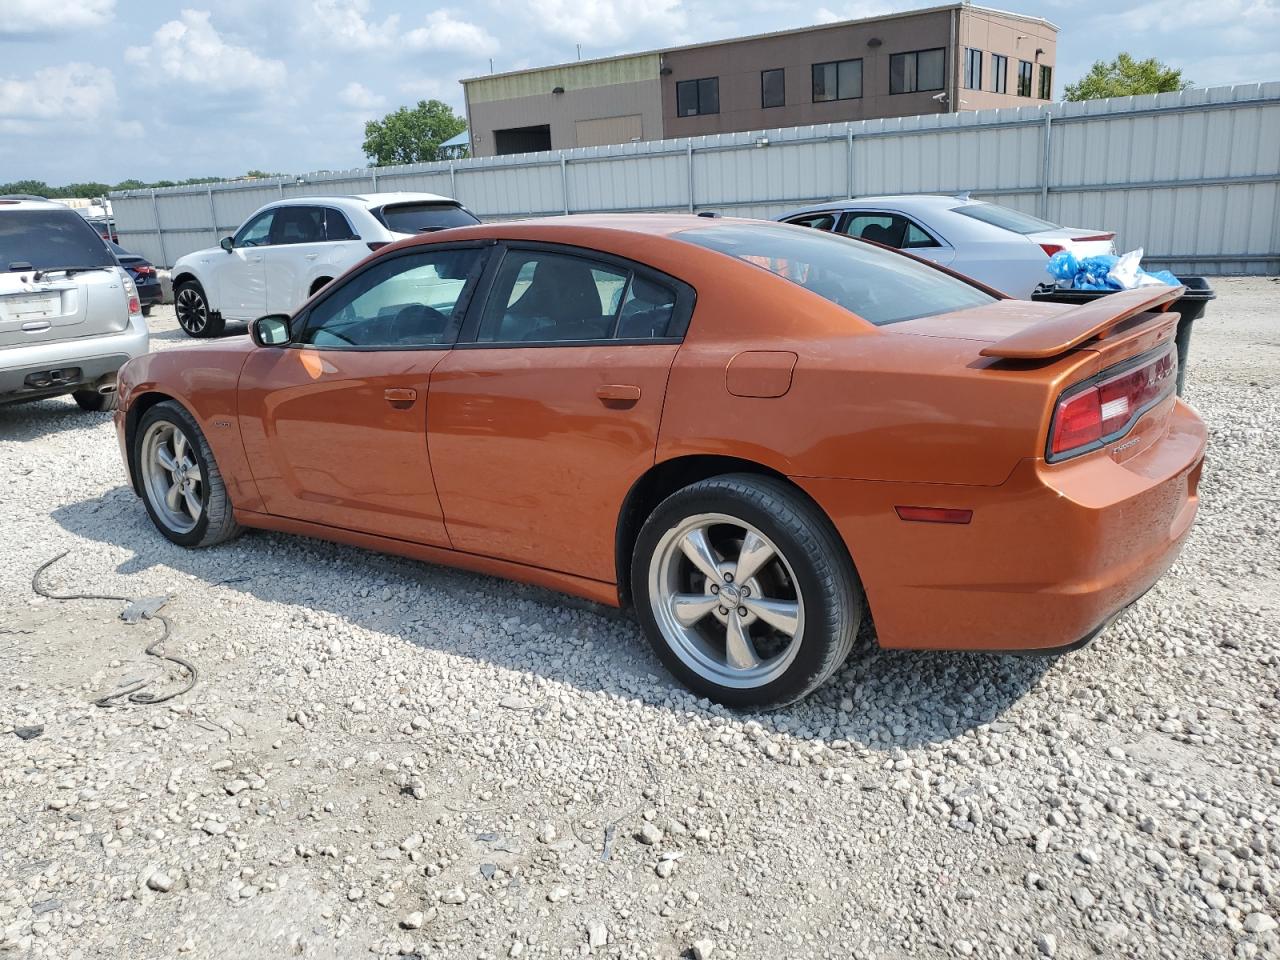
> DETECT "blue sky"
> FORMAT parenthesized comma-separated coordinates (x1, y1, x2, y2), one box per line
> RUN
(2, 0, 1277, 185)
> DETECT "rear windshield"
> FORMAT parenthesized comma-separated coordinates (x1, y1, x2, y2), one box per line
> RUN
(376, 203, 480, 234)
(951, 202, 1060, 235)
(1, 209, 115, 270)
(679, 222, 995, 325)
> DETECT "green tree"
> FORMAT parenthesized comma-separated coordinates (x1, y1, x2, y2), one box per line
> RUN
(0, 179, 52, 197)
(362, 99, 466, 166)
(1064, 54, 1191, 101)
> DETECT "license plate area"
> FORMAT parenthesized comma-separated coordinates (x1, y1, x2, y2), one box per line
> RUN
(3, 293, 62, 321)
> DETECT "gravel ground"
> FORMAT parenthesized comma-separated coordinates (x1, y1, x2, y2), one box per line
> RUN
(2, 279, 1278, 960)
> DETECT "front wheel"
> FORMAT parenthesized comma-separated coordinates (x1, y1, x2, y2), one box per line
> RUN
(134, 400, 241, 547)
(174, 281, 224, 338)
(632, 474, 863, 708)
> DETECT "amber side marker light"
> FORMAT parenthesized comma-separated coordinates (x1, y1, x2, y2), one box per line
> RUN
(895, 506, 974, 524)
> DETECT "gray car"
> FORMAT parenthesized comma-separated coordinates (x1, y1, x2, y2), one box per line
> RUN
(1, 196, 149, 411)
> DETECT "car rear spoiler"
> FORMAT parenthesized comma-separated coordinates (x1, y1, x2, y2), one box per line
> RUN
(979, 285, 1185, 360)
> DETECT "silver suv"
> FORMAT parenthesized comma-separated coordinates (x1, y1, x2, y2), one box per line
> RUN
(1, 196, 149, 411)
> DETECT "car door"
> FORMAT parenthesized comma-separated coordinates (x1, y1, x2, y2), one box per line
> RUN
(838, 211, 956, 267)
(218, 209, 273, 320)
(427, 244, 693, 583)
(263, 205, 326, 316)
(237, 243, 491, 545)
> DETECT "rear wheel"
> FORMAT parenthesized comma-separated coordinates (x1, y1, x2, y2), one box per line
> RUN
(174, 280, 224, 338)
(141, 304, 153, 317)
(72, 389, 117, 412)
(632, 474, 862, 708)
(134, 401, 241, 547)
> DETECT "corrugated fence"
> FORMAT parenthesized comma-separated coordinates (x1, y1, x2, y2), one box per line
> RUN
(111, 82, 1280, 274)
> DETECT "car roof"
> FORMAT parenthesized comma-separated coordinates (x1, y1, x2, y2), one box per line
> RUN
(782, 195, 980, 217)
(407, 213, 731, 242)
(0, 196, 83, 212)
(348, 192, 459, 206)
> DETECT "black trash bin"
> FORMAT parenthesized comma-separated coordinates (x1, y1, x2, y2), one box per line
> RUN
(1030, 277, 1215, 396)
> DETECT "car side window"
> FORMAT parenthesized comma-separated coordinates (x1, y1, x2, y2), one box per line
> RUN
(841, 212, 940, 250)
(270, 206, 326, 245)
(234, 211, 275, 247)
(475, 250, 678, 344)
(323, 208, 358, 241)
(298, 248, 486, 349)
(786, 213, 837, 232)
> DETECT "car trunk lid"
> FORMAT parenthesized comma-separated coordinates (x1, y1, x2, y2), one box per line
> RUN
(0, 268, 130, 349)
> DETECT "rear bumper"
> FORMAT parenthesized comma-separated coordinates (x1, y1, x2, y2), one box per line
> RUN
(796, 399, 1206, 652)
(0, 314, 149, 402)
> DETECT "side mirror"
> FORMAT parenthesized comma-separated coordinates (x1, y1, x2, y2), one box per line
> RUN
(219, 236, 234, 252)
(251, 314, 291, 347)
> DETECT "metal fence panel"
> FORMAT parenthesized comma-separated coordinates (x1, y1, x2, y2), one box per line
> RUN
(112, 82, 1280, 274)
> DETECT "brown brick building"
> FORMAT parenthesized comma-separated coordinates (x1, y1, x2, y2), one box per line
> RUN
(461, 4, 1058, 156)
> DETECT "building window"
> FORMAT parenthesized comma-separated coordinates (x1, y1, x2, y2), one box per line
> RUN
(889, 48, 945, 94)
(990, 54, 1008, 94)
(964, 48, 982, 90)
(1017, 60, 1033, 97)
(812, 58, 863, 102)
(677, 77, 719, 117)
(1038, 64, 1053, 100)
(761, 68, 785, 108)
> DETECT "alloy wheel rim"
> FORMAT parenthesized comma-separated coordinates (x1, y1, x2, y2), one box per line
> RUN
(176, 288, 207, 333)
(140, 421, 204, 533)
(649, 512, 804, 689)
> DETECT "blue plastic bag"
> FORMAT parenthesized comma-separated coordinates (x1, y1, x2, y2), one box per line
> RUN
(1047, 248, 1177, 290)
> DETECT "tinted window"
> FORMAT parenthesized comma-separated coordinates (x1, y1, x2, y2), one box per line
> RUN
(812, 59, 862, 101)
(300, 248, 486, 348)
(377, 203, 479, 234)
(676, 77, 719, 117)
(1038, 64, 1053, 100)
(679, 223, 994, 326)
(234, 210, 275, 247)
(890, 48, 945, 94)
(271, 206, 325, 245)
(0, 209, 114, 270)
(840, 213, 939, 249)
(761, 68, 785, 108)
(964, 48, 982, 90)
(990, 54, 1008, 94)
(477, 250, 678, 343)
(952, 202, 1059, 234)
(323, 208, 358, 241)
(1017, 60, 1033, 97)
(786, 212, 838, 232)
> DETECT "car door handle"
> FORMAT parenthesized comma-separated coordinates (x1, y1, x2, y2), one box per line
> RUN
(384, 388, 417, 405)
(305, 253, 319, 260)
(596, 384, 641, 405)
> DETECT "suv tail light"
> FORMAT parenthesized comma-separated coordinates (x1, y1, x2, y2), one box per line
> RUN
(1048, 344, 1178, 461)
(118, 267, 141, 317)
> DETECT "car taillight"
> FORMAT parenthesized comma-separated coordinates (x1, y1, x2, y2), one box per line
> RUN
(134, 265, 156, 277)
(1048, 345, 1178, 461)
(118, 268, 141, 316)
(1039, 243, 1065, 257)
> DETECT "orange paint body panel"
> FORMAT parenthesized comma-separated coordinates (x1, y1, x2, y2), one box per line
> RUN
(113, 215, 1206, 656)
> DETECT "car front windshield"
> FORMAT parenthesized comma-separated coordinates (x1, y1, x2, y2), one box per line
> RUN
(679, 222, 996, 325)
(1, 210, 116, 270)
(951, 202, 1061, 235)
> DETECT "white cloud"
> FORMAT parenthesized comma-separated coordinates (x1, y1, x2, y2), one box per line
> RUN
(0, 0, 114, 34)
(405, 10, 498, 56)
(303, 0, 399, 49)
(0, 63, 117, 125)
(339, 80, 386, 110)
(515, 0, 685, 46)
(124, 9, 287, 92)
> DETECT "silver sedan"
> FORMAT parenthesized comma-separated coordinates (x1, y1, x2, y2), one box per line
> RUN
(775, 195, 1116, 299)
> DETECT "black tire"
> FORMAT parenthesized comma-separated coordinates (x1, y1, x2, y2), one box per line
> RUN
(141, 304, 153, 317)
(632, 474, 863, 709)
(134, 400, 242, 548)
(72, 389, 117, 412)
(174, 280, 224, 338)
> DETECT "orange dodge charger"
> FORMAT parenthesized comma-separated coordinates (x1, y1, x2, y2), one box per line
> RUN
(114, 216, 1205, 707)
